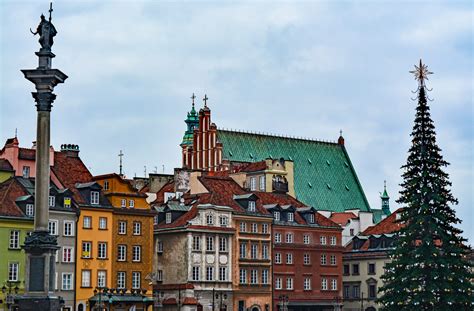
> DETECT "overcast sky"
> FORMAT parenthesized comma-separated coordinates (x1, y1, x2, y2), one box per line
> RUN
(1, 0, 472, 243)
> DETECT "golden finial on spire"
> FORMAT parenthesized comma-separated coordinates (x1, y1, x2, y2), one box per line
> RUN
(409, 59, 433, 86)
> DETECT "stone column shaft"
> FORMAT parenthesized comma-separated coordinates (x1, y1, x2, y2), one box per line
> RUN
(35, 109, 51, 232)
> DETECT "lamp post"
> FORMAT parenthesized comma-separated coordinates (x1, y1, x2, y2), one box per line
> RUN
(2, 282, 19, 311)
(278, 295, 288, 311)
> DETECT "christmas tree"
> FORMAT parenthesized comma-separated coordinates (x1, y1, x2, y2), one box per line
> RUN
(379, 60, 473, 310)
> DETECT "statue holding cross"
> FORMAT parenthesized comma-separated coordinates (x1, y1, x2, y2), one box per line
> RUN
(30, 3, 57, 51)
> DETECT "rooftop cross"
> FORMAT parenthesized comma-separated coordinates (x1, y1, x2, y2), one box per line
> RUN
(339, 129, 343, 137)
(48, 2, 53, 22)
(203, 94, 209, 107)
(409, 59, 433, 86)
(191, 92, 196, 107)
(118, 150, 124, 176)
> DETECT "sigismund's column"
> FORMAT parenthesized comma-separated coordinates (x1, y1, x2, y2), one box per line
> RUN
(16, 4, 67, 311)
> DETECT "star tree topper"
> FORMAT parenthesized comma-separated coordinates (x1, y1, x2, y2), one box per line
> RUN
(410, 59, 433, 86)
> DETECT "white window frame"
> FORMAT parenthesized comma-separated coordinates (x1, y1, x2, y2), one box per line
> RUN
(206, 266, 214, 281)
(285, 233, 293, 243)
(26, 204, 34, 217)
(286, 253, 293, 264)
(250, 269, 258, 284)
(98, 242, 107, 259)
(133, 221, 141, 235)
(22, 166, 30, 178)
(286, 277, 293, 290)
(275, 253, 281, 264)
(62, 273, 73, 290)
(287, 212, 294, 222)
(117, 272, 126, 289)
(97, 270, 107, 288)
(81, 270, 91, 287)
(309, 213, 315, 223)
(304, 278, 311, 290)
(219, 237, 227, 252)
(303, 253, 310, 265)
(82, 241, 91, 258)
(248, 201, 256, 212)
(262, 244, 269, 259)
(239, 269, 247, 284)
(62, 247, 74, 263)
(321, 278, 328, 291)
(262, 223, 269, 234)
(49, 219, 58, 236)
(250, 177, 256, 191)
(83, 216, 92, 229)
(99, 217, 107, 230)
(261, 269, 269, 284)
(320, 235, 327, 245)
(90, 191, 99, 205)
(219, 266, 227, 281)
(192, 266, 200, 281)
(274, 233, 281, 243)
(321, 254, 327, 265)
(118, 221, 127, 235)
(330, 236, 337, 246)
(303, 234, 310, 244)
(206, 213, 214, 225)
(275, 277, 282, 289)
(132, 272, 141, 289)
(63, 221, 74, 236)
(165, 212, 172, 224)
(219, 216, 228, 227)
(251, 223, 258, 233)
(206, 236, 214, 252)
(157, 241, 163, 253)
(8, 262, 19, 281)
(251, 244, 258, 259)
(259, 176, 265, 191)
(104, 180, 109, 190)
(331, 279, 337, 290)
(239, 242, 247, 258)
(118, 245, 127, 261)
(9, 230, 20, 249)
(48, 195, 55, 207)
(239, 222, 247, 232)
(330, 255, 337, 265)
(121, 199, 126, 208)
(192, 236, 201, 251)
(132, 245, 141, 262)
(274, 211, 280, 221)
(129, 200, 135, 208)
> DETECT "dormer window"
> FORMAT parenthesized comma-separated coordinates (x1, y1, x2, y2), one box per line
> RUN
(90, 191, 99, 205)
(309, 213, 315, 224)
(250, 177, 257, 191)
(63, 197, 71, 208)
(26, 204, 34, 217)
(287, 212, 294, 222)
(274, 211, 280, 221)
(248, 201, 256, 212)
(206, 213, 214, 225)
(48, 196, 55, 207)
(165, 212, 172, 224)
(104, 181, 109, 191)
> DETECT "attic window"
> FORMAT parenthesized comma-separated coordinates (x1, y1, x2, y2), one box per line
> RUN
(326, 160, 331, 166)
(344, 161, 349, 167)
(248, 201, 256, 212)
(307, 158, 312, 164)
(165, 212, 172, 224)
(345, 185, 350, 191)
(326, 183, 331, 189)
(308, 182, 312, 188)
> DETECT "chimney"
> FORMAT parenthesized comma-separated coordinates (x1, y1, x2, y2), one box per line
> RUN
(60, 144, 80, 157)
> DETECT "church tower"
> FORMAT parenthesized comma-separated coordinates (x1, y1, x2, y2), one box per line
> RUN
(381, 180, 390, 215)
(181, 94, 199, 168)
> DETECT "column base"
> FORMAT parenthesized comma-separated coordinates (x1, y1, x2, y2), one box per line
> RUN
(14, 295, 64, 311)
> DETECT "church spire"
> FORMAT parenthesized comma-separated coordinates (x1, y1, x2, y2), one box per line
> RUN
(181, 93, 199, 146)
(381, 180, 390, 215)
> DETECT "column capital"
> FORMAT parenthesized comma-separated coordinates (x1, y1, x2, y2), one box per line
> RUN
(32, 92, 56, 111)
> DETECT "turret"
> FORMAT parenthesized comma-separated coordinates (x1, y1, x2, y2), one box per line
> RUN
(181, 93, 199, 147)
(381, 180, 390, 215)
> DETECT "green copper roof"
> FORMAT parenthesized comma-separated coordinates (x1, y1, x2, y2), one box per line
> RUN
(181, 103, 199, 146)
(217, 130, 371, 213)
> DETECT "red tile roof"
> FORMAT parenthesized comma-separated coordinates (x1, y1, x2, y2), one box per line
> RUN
(18, 148, 36, 160)
(329, 212, 358, 226)
(152, 181, 175, 205)
(0, 178, 28, 217)
(0, 159, 14, 171)
(363, 208, 404, 235)
(236, 161, 267, 172)
(182, 297, 198, 305)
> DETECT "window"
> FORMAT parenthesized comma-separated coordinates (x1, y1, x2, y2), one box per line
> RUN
(259, 176, 265, 191)
(250, 177, 256, 191)
(133, 222, 141, 235)
(118, 245, 127, 261)
(239, 242, 247, 258)
(330, 255, 337, 265)
(275, 253, 281, 264)
(250, 270, 258, 284)
(99, 217, 107, 229)
(206, 236, 214, 252)
(192, 266, 200, 281)
(206, 266, 214, 281)
(303, 253, 310, 265)
(154, 215, 159, 225)
(9, 230, 20, 249)
(321, 278, 328, 291)
(353, 285, 360, 298)
(251, 244, 258, 259)
(248, 201, 256, 212)
(118, 221, 127, 234)
(219, 216, 228, 227)
(82, 241, 91, 258)
(157, 241, 163, 253)
(22, 166, 30, 178)
(343, 264, 350, 275)
(286, 253, 293, 264)
(330, 236, 337, 245)
(49, 220, 58, 235)
(121, 199, 126, 207)
(219, 237, 228, 252)
(48, 196, 55, 207)
(192, 236, 201, 251)
(64, 197, 71, 208)
(97, 271, 106, 288)
(303, 234, 310, 244)
(343, 285, 350, 299)
(63, 221, 74, 236)
(331, 279, 337, 290)
(321, 254, 327, 265)
(251, 223, 258, 233)
(165, 213, 172, 224)
(132, 245, 141, 262)
(206, 213, 214, 225)
(287, 212, 294, 222)
(320, 235, 327, 245)
(129, 200, 135, 208)
(81, 270, 91, 287)
(90, 191, 99, 205)
(350, 228, 355, 236)
(304, 278, 311, 290)
(274, 233, 281, 243)
(26, 204, 34, 217)
(369, 284, 377, 299)
(275, 277, 282, 289)
(262, 223, 269, 234)
(257, 269, 266, 285)
(62, 273, 73, 290)
(273, 211, 280, 221)
(8, 262, 19, 281)
(262, 244, 269, 259)
(286, 277, 293, 290)
(132, 272, 140, 289)
(285, 233, 293, 243)
(219, 266, 227, 281)
(239, 222, 247, 232)
(83, 216, 92, 229)
(352, 263, 360, 275)
(239, 269, 247, 284)
(308, 213, 315, 224)
(117, 272, 126, 289)
(368, 263, 376, 275)
(98, 242, 107, 259)
(62, 247, 74, 263)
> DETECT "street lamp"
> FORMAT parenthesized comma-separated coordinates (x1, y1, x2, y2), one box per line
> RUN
(278, 295, 289, 311)
(2, 282, 19, 311)
(93, 287, 113, 311)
